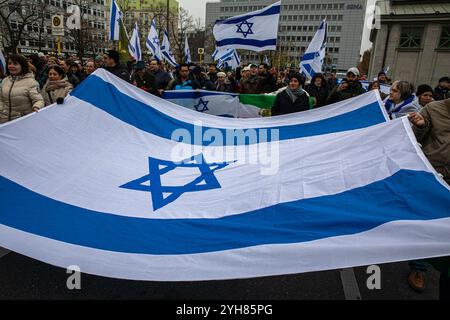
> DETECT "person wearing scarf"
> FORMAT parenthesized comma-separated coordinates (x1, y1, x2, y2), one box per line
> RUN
(271, 73, 310, 116)
(42, 64, 73, 106)
(384, 80, 420, 119)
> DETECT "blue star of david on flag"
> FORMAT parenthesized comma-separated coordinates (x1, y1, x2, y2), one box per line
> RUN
(120, 154, 235, 211)
(236, 20, 254, 38)
(193, 99, 209, 112)
(152, 36, 159, 45)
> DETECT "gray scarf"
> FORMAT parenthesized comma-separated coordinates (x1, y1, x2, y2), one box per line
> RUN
(286, 87, 304, 103)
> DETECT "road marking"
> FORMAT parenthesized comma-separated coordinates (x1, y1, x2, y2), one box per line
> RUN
(340, 268, 362, 300)
(0, 247, 10, 259)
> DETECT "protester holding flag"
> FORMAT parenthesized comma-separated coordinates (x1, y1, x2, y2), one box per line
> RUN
(384, 80, 420, 119)
(0, 54, 44, 123)
(42, 65, 73, 106)
(271, 73, 309, 116)
(327, 67, 365, 104)
(305, 73, 329, 108)
(103, 50, 130, 83)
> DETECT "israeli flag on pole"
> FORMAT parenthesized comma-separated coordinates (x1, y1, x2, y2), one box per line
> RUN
(217, 48, 240, 69)
(109, 0, 122, 41)
(128, 22, 142, 61)
(300, 20, 327, 79)
(184, 35, 191, 64)
(146, 19, 162, 61)
(161, 29, 179, 67)
(0, 48, 6, 74)
(213, 1, 281, 52)
(212, 47, 227, 61)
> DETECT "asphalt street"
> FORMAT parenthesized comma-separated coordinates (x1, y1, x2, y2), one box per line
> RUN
(0, 251, 440, 300)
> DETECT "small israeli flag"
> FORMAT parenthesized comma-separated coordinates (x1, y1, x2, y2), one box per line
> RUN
(300, 20, 327, 79)
(128, 22, 142, 61)
(184, 35, 191, 64)
(161, 30, 179, 67)
(109, 0, 123, 41)
(146, 19, 162, 61)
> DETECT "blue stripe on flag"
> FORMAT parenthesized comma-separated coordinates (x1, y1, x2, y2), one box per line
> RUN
(71, 75, 386, 145)
(216, 38, 276, 48)
(109, 4, 117, 40)
(216, 5, 280, 25)
(1, 170, 449, 255)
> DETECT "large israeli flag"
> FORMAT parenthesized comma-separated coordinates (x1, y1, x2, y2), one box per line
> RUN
(300, 20, 327, 79)
(213, 1, 281, 52)
(161, 30, 179, 67)
(2, 69, 449, 281)
(217, 48, 240, 69)
(145, 19, 162, 61)
(108, 0, 123, 41)
(128, 22, 142, 61)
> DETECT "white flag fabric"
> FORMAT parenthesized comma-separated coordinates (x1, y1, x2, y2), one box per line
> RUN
(1, 69, 450, 282)
(213, 1, 280, 52)
(161, 30, 179, 67)
(184, 35, 191, 64)
(361, 81, 391, 95)
(162, 90, 259, 118)
(0, 48, 6, 74)
(108, 0, 123, 41)
(300, 20, 327, 79)
(128, 22, 142, 61)
(145, 19, 162, 61)
(217, 48, 240, 69)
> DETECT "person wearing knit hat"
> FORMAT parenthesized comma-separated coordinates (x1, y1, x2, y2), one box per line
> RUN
(271, 73, 309, 116)
(416, 84, 434, 107)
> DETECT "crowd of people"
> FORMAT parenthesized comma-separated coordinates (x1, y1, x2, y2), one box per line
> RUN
(0, 50, 449, 299)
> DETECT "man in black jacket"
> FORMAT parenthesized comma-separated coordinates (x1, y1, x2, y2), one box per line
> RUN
(256, 63, 277, 94)
(103, 50, 131, 83)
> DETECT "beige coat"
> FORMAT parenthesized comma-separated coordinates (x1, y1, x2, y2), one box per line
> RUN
(0, 72, 44, 123)
(413, 98, 450, 183)
(42, 78, 73, 106)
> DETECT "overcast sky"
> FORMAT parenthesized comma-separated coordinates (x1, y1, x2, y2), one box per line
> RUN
(178, 0, 375, 53)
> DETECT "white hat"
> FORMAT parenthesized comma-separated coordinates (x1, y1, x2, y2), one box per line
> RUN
(242, 66, 251, 71)
(217, 72, 226, 77)
(347, 67, 360, 77)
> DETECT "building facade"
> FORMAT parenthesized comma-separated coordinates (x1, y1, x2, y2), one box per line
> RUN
(368, 0, 450, 87)
(0, 0, 108, 56)
(205, 0, 367, 71)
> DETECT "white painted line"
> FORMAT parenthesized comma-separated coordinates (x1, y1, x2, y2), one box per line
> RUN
(0, 247, 10, 259)
(340, 268, 362, 300)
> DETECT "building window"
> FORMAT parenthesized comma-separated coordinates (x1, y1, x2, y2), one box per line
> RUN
(400, 27, 424, 48)
(438, 26, 450, 49)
